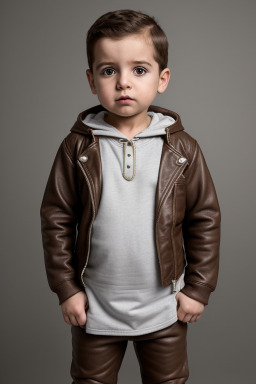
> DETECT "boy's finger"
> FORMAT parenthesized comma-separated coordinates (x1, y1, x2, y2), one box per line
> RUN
(77, 311, 87, 328)
(189, 315, 197, 322)
(177, 307, 186, 321)
(64, 315, 71, 325)
(70, 314, 80, 327)
(183, 314, 191, 323)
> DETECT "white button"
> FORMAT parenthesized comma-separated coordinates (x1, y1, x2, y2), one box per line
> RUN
(178, 157, 186, 163)
(79, 156, 88, 162)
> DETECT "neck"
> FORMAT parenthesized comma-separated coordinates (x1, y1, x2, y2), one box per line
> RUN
(104, 112, 152, 139)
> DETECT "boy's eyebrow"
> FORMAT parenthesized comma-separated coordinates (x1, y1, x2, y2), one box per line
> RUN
(95, 61, 153, 71)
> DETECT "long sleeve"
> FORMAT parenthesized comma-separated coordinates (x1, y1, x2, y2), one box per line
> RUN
(180, 141, 221, 305)
(40, 138, 84, 305)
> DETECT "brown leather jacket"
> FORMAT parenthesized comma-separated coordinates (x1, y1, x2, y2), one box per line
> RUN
(40, 104, 221, 307)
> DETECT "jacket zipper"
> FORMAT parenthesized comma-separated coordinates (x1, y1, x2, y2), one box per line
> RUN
(171, 183, 178, 292)
(77, 161, 96, 289)
(156, 161, 187, 292)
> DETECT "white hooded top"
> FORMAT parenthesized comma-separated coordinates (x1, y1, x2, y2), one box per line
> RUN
(81, 110, 185, 336)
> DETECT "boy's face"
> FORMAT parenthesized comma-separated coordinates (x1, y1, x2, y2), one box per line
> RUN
(86, 30, 170, 122)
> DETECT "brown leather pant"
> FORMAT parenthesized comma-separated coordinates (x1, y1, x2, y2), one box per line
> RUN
(71, 320, 189, 384)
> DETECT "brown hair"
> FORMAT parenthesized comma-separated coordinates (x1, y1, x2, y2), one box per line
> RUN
(86, 9, 169, 74)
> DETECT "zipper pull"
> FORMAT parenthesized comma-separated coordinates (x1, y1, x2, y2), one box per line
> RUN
(172, 279, 177, 293)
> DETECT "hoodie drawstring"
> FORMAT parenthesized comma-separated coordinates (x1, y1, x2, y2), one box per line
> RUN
(119, 137, 139, 181)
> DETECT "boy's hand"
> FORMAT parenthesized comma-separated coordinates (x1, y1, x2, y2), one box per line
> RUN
(175, 291, 204, 323)
(61, 291, 88, 328)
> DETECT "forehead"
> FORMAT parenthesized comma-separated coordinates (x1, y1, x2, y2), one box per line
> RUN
(93, 32, 157, 67)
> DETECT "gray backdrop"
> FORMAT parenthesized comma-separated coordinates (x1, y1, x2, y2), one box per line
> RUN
(1, 0, 255, 383)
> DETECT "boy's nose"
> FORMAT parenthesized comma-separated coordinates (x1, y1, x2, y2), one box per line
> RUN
(116, 72, 132, 89)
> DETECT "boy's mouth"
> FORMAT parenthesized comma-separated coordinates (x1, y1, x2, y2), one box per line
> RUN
(116, 95, 134, 100)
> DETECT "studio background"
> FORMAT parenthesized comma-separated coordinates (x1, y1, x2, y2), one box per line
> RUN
(1, 0, 255, 383)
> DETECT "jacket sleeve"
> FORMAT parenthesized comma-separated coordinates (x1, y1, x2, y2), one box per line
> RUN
(180, 140, 221, 305)
(40, 137, 85, 305)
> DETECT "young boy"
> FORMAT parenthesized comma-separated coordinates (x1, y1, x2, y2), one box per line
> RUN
(40, 9, 221, 384)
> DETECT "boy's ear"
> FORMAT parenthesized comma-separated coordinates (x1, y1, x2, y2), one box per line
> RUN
(86, 69, 97, 95)
(157, 68, 171, 94)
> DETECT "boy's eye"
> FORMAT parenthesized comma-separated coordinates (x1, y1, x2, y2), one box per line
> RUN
(101, 66, 148, 76)
(102, 68, 115, 76)
(134, 67, 147, 75)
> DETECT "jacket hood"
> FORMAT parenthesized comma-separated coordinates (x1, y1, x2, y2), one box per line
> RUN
(80, 110, 176, 140)
(70, 104, 185, 138)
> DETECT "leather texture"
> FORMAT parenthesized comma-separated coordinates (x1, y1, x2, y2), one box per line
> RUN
(40, 104, 221, 307)
(71, 319, 189, 384)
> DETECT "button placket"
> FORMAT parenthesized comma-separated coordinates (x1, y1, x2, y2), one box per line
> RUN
(125, 142, 133, 178)
(119, 138, 137, 181)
